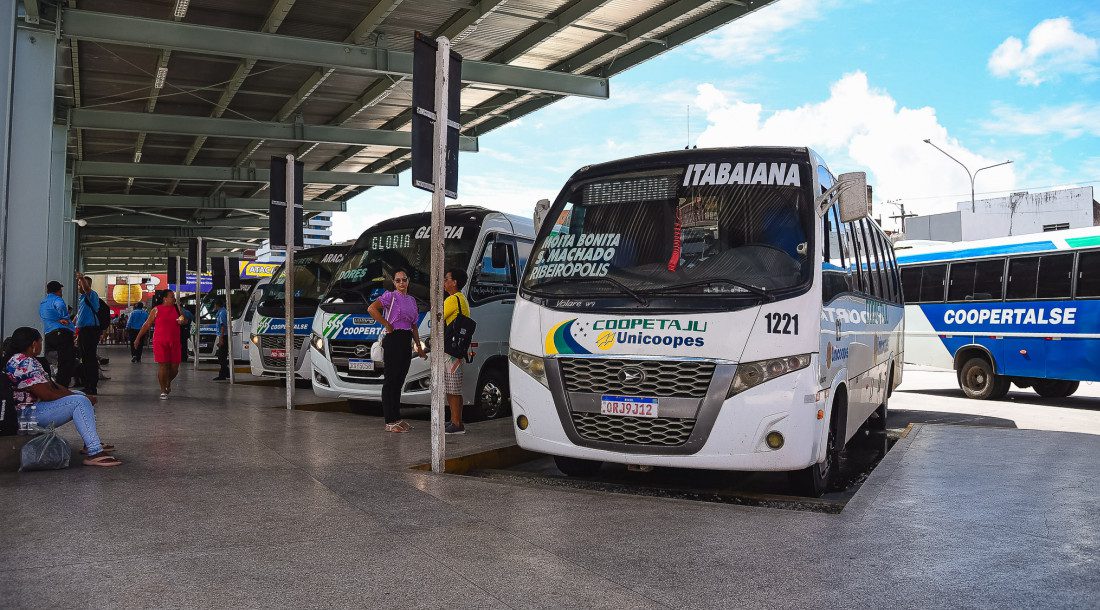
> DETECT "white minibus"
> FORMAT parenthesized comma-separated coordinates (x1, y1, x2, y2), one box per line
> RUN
(508, 147, 904, 495)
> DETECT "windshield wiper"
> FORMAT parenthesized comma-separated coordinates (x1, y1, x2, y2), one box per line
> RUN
(563, 276, 649, 306)
(646, 278, 775, 302)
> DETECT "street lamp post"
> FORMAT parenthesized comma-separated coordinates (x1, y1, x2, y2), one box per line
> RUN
(923, 139, 1012, 212)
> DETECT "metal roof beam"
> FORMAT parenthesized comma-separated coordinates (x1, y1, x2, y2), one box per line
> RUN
(61, 9, 609, 99)
(82, 215, 269, 229)
(81, 227, 269, 238)
(75, 161, 397, 187)
(77, 193, 345, 212)
(71, 108, 478, 151)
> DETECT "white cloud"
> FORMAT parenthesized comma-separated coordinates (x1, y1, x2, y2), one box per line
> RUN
(695, 71, 1018, 226)
(988, 17, 1099, 85)
(981, 102, 1100, 138)
(688, 0, 838, 63)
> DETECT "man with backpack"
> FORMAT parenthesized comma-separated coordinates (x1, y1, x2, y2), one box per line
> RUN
(75, 273, 107, 397)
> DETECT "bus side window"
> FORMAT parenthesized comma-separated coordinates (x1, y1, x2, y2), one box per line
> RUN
(1036, 253, 1073, 299)
(868, 224, 889, 301)
(1076, 251, 1100, 298)
(947, 262, 976, 302)
(973, 259, 1005, 300)
(901, 267, 921, 303)
(847, 221, 865, 293)
(919, 264, 947, 303)
(856, 219, 877, 296)
(1006, 257, 1039, 300)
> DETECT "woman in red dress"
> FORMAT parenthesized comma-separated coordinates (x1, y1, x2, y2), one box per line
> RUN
(133, 290, 185, 399)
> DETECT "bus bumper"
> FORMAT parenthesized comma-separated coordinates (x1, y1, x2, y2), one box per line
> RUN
(309, 348, 433, 404)
(510, 359, 827, 472)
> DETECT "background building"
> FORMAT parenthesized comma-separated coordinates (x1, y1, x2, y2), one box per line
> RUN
(902, 186, 1098, 242)
(255, 212, 334, 262)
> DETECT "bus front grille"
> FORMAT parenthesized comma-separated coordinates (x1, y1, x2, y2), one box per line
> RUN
(329, 340, 383, 383)
(260, 335, 304, 369)
(571, 412, 695, 446)
(559, 358, 715, 398)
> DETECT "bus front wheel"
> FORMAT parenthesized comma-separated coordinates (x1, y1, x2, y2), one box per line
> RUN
(554, 456, 602, 477)
(1033, 379, 1079, 398)
(958, 357, 1010, 400)
(790, 405, 840, 497)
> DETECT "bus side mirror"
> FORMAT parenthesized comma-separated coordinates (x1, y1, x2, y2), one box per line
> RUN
(491, 241, 509, 269)
(534, 198, 551, 231)
(837, 172, 870, 222)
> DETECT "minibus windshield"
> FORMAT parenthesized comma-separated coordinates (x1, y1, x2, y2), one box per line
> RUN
(198, 289, 250, 323)
(326, 221, 480, 309)
(523, 168, 813, 299)
(260, 254, 343, 309)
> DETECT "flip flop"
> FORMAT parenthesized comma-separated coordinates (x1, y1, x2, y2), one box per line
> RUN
(160, 392, 169, 400)
(384, 423, 408, 433)
(83, 454, 122, 467)
(80, 445, 115, 455)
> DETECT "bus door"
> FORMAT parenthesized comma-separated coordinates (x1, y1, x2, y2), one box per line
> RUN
(465, 234, 520, 391)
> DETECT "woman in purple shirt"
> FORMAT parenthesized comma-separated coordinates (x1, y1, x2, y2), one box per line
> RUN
(367, 269, 427, 432)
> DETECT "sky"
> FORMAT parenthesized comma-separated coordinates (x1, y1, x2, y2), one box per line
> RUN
(333, 0, 1100, 241)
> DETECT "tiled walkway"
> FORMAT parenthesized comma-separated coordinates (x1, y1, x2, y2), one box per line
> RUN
(1, 347, 1096, 608)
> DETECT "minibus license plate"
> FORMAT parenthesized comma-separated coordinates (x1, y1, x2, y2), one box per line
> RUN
(348, 358, 375, 371)
(600, 395, 658, 418)
(269, 348, 286, 358)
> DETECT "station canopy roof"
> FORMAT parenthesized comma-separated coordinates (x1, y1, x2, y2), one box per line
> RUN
(53, 0, 776, 272)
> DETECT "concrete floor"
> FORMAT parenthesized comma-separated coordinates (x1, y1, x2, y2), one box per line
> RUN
(1, 348, 1097, 608)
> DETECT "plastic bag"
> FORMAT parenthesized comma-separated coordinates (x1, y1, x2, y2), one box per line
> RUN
(19, 427, 71, 472)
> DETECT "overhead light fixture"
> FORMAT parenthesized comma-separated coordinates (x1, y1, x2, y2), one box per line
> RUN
(133, 151, 142, 163)
(71, 218, 88, 227)
(154, 66, 168, 89)
(173, 0, 190, 19)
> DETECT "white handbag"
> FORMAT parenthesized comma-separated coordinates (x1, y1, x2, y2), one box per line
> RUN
(370, 297, 395, 363)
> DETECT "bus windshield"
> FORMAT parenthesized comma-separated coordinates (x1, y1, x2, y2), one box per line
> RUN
(260, 253, 343, 309)
(198, 288, 250, 323)
(522, 167, 813, 300)
(326, 220, 481, 309)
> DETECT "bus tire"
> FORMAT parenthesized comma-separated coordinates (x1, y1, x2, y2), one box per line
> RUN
(790, 398, 841, 497)
(554, 455, 602, 477)
(1034, 380, 1079, 398)
(348, 399, 382, 417)
(471, 365, 510, 420)
(957, 357, 1010, 400)
(873, 368, 892, 432)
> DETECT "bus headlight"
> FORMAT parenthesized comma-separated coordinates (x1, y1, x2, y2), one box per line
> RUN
(508, 348, 548, 388)
(729, 354, 812, 397)
(310, 332, 324, 352)
(250, 333, 260, 346)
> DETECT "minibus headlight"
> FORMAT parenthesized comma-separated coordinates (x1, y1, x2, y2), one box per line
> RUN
(508, 348, 548, 388)
(728, 353, 812, 397)
(250, 333, 260, 346)
(310, 332, 324, 352)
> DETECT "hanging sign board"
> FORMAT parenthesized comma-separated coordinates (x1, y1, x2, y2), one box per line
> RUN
(411, 31, 462, 199)
(269, 156, 304, 250)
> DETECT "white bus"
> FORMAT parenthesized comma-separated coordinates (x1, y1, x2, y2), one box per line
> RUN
(247, 245, 348, 379)
(192, 288, 252, 363)
(508, 147, 904, 495)
(898, 226, 1100, 399)
(310, 206, 534, 420)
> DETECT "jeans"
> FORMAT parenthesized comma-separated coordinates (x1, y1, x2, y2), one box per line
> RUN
(127, 328, 145, 361)
(77, 329, 99, 394)
(32, 393, 103, 455)
(381, 330, 412, 424)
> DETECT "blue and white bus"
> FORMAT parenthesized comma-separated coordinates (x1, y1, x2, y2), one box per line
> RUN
(898, 226, 1100, 399)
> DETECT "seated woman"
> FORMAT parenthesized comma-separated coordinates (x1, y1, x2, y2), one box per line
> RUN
(3, 327, 121, 467)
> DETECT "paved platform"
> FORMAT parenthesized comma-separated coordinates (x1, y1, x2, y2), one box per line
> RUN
(1, 347, 1097, 608)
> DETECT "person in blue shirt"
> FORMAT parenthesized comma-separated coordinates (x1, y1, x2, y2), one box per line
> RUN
(126, 302, 150, 363)
(39, 280, 77, 386)
(74, 274, 102, 396)
(213, 298, 230, 381)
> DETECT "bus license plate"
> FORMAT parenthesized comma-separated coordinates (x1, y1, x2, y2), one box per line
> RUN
(269, 348, 286, 358)
(600, 395, 658, 418)
(348, 358, 375, 371)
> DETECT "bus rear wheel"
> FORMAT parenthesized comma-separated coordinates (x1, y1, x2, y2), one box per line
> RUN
(958, 357, 1010, 400)
(1033, 379, 1079, 398)
(554, 456, 602, 477)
